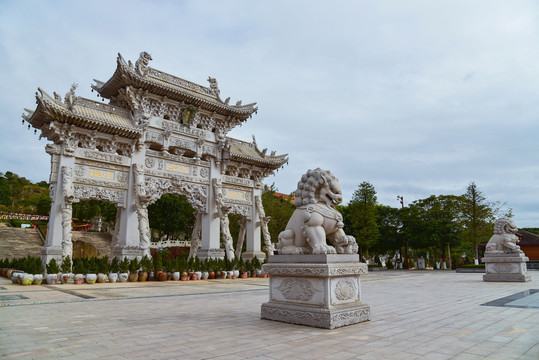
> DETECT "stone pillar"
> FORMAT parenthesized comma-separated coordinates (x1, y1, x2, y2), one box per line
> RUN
(199, 158, 223, 259)
(261, 254, 371, 329)
(242, 187, 265, 261)
(42, 147, 75, 269)
(114, 149, 144, 260)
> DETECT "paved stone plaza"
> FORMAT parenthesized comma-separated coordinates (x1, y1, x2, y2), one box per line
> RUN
(1, 271, 538, 359)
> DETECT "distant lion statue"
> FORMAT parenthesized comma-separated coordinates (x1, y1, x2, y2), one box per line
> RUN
(485, 217, 523, 254)
(277, 168, 358, 255)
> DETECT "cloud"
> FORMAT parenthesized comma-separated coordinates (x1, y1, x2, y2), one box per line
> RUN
(1, 0, 539, 226)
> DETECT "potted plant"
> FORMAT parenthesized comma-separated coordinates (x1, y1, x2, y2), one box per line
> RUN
(46, 258, 60, 284)
(154, 254, 166, 281)
(252, 257, 262, 277)
(172, 257, 180, 281)
(128, 257, 140, 282)
(97, 256, 109, 283)
(109, 257, 119, 283)
(31, 257, 43, 285)
(20, 257, 34, 286)
(60, 256, 73, 284)
(139, 255, 151, 282)
(207, 258, 215, 279)
(118, 257, 129, 282)
(200, 258, 209, 280)
(73, 258, 85, 285)
(85, 257, 97, 284)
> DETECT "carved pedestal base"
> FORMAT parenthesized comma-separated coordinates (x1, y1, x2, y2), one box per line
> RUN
(483, 253, 531, 282)
(261, 254, 370, 329)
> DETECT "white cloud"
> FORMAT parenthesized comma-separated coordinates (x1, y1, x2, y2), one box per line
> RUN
(1, 0, 539, 226)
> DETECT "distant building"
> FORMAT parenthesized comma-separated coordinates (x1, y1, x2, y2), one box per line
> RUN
(516, 230, 539, 269)
(274, 192, 295, 203)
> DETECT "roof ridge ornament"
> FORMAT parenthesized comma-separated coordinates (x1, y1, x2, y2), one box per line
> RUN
(135, 51, 152, 77)
(207, 77, 222, 102)
(64, 83, 78, 111)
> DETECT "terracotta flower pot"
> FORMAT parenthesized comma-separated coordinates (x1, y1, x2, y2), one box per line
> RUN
(156, 271, 166, 281)
(74, 274, 84, 285)
(208, 271, 215, 279)
(138, 271, 148, 282)
(190, 273, 199, 281)
(128, 273, 138, 282)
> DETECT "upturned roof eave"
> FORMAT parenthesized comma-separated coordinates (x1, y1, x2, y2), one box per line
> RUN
(92, 55, 257, 120)
(28, 89, 142, 139)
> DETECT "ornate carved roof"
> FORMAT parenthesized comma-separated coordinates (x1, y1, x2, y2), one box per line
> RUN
(92, 52, 257, 121)
(23, 88, 142, 140)
(227, 137, 288, 169)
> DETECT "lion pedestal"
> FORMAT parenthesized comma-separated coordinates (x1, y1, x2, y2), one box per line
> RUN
(261, 254, 370, 329)
(482, 217, 531, 282)
(483, 253, 531, 282)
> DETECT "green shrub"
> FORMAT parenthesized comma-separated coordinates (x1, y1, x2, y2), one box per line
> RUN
(61, 256, 72, 273)
(46, 258, 60, 274)
(110, 257, 120, 273)
(461, 264, 485, 268)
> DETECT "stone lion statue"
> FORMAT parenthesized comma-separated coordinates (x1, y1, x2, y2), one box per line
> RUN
(277, 168, 358, 255)
(485, 217, 523, 254)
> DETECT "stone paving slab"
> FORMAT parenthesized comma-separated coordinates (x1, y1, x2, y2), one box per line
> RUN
(0, 271, 537, 359)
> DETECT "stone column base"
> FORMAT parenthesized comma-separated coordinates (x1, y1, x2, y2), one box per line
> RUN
(110, 246, 144, 259)
(483, 253, 531, 282)
(41, 246, 63, 273)
(197, 248, 225, 260)
(241, 251, 266, 261)
(261, 254, 370, 329)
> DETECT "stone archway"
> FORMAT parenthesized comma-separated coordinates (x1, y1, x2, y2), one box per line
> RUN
(24, 52, 288, 268)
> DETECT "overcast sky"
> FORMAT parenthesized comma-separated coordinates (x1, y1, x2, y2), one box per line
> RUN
(1, 1, 538, 226)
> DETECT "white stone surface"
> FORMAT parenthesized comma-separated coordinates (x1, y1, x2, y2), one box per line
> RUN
(277, 168, 358, 255)
(261, 254, 370, 329)
(483, 218, 531, 282)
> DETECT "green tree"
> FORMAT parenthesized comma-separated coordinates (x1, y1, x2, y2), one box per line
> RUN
(374, 205, 402, 255)
(261, 184, 295, 246)
(147, 193, 195, 238)
(403, 195, 464, 263)
(461, 182, 495, 261)
(343, 182, 380, 258)
(72, 199, 117, 223)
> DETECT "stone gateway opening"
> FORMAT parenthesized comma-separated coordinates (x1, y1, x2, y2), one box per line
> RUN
(23, 52, 288, 267)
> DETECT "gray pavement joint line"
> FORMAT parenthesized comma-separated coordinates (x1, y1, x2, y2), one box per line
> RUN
(0, 287, 267, 307)
(48, 286, 96, 299)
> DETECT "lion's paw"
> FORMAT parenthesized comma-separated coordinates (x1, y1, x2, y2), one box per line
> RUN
(312, 245, 336, 254)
